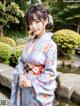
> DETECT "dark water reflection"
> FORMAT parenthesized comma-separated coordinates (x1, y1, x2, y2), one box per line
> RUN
(0, 84, 11, 98)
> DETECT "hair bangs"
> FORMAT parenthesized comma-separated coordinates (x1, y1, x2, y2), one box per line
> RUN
(28, 12, 43, 24)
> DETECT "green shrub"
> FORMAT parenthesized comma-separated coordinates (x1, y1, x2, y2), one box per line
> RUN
(0, 37, 16, 47)
(9, 45, 24, 67)
(53, 29, 80, 58)
(0, 42, 12, 63)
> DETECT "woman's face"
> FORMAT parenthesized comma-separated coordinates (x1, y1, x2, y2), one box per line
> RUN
(29, 14, 48, 37)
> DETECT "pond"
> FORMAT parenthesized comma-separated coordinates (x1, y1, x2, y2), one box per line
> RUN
(58, 54, 80, 74)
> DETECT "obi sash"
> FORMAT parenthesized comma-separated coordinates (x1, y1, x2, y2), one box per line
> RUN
(24, 63, 44, 76)
(32, 65, 44, 76)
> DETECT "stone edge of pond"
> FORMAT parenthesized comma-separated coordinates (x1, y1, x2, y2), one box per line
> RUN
(57, 60, 80, 69)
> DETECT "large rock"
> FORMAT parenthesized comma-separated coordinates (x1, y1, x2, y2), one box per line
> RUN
(0, 64, 15, 89)
(56, 73, 80, 102)
(70, 61, 80, 68)
(57, 60, 63, 66)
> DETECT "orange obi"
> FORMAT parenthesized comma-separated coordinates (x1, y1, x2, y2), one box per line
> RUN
(32, 65, 44, 76)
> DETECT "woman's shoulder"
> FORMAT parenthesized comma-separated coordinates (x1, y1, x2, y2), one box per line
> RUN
(42, 40, 57, 54)
(49, 39, 57, 50)
(45, 36, 57, 48)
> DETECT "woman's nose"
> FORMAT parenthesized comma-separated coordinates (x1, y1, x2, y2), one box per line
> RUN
(32, 23, 36, 29)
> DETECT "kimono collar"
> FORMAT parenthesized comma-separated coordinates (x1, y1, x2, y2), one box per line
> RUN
(35, 32, 53, 41)
(44, 32, 53, 38)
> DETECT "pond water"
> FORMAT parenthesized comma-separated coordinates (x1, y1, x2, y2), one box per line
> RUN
(58, 54, 80, 74)
(0, 84, 11, 98)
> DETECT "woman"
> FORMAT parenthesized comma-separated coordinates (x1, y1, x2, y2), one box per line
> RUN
(10, 5, 57, 106)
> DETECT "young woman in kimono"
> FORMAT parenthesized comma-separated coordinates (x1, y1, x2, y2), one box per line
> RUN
(10, 5, 57, 106)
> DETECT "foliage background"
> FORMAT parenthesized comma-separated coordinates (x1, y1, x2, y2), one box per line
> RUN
(0, 0, 80, 38)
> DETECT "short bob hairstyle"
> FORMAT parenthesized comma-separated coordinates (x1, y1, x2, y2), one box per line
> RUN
(25, 5, 53, 31)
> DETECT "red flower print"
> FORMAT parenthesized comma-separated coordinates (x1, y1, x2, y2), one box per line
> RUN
(42, 44, 49, 53)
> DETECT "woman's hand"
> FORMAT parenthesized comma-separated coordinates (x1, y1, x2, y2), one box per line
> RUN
(19, 74, 32, 88)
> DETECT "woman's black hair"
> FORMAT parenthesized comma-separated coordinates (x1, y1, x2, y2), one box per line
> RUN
(25, 5, 53, 31)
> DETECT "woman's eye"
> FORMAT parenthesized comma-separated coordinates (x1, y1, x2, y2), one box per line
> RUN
(36, 20, 40, 23)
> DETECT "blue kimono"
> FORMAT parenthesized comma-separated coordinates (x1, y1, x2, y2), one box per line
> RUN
(10, 32, 57, 106)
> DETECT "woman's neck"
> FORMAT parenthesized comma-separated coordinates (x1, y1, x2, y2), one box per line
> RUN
(35, 30, 47, 39)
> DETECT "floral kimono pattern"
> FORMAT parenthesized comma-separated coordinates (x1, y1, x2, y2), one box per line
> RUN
(10, 32, 57, 106)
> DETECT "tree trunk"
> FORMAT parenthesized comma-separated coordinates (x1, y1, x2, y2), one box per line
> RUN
(0, 26, 4, 37)
(77, 20, 80, 34)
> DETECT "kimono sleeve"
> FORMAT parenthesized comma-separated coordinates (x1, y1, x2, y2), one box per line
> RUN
(10, 49, 25, 106)
(27, 42, 57, 105)
(15, 55, 24, 75)
(11, 56, 25, 106)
